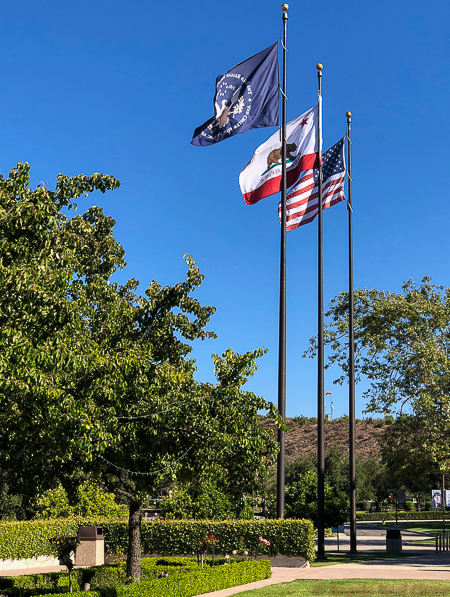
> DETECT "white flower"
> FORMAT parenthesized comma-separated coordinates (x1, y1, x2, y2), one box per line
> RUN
(225, 554, 229, 559)
(232, 550, 237, 555)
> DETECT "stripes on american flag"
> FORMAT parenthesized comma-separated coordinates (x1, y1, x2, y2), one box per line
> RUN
(278, 137, 346, 231)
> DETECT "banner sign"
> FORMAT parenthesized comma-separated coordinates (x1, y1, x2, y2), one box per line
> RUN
(431, 490, 450, 508)
(432, 490, 442, 508)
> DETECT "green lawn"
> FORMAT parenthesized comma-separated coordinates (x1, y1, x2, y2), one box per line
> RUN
(384, 521, 447, 534)
(233, 579, 450, 596)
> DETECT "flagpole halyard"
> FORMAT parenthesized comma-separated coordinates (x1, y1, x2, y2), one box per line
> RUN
(346, 110, 357, 553)
(276, 2, 288, 520)
(316, 62, 326, 559)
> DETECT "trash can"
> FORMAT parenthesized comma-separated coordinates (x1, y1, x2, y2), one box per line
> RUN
(75, 526, 104, 567)
(386, 528, 402, 553)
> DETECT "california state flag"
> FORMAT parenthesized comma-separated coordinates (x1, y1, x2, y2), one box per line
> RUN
(239, 103, 320, 206)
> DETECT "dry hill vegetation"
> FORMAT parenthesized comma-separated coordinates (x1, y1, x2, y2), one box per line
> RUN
(259, 416, 389, 462)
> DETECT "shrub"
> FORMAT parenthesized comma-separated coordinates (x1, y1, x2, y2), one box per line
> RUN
(105, 519, 315, 562)
(56, 560, 271, 597)
(0, 519, 80, 561)
(74, 482, 128, 519)
(159, 484, 254, 520)
(34, 487, 74, 520)
(1, 558, 270, 597)
(404, 501, 415, 511)
(356, 511, 450, 521)
(291, 416, 308, 425)
(0, 518, 315, 564)
(373, 418, 385, 428)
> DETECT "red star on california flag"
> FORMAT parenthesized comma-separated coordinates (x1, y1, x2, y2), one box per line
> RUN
(300, 118, 308, 127)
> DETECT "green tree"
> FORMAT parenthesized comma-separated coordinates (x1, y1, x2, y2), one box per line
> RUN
(35, 486, 74, 519)
(380, 415, 441, 501)
(285, 454, 317, 484)
(34, 481, 128, 519)
(159, 479, 254, 520)
(284, 470, 349, 527)
(0, 163, 283, 582)
(325, 445, 348, 499)
(355, 458, 390, 510)
(74, 481, 128, 518)
(309, 278, 450, 483)
(0, 480, 25, 521)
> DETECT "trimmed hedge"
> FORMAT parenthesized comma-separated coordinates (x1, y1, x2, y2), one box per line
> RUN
(0, 559, 199, 594)
(0, 520, 80, 560)
(55, 560, 272, 597)
(0, 518, 315, 563)
(0, 517, 128, 561)
(0, 558, 271, 597)
(105, 519, 315, 561)
(356, 511, 450, 521)
(111, 560, 271, 597)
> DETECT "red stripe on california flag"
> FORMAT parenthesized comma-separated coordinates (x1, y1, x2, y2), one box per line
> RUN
(243, 152, 319, 205)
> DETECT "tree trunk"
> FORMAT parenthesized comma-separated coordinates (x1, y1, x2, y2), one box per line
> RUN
(126, 500, 142, 583)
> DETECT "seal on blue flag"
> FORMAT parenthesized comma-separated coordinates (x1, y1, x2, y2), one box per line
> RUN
(191, 42, 279, 147)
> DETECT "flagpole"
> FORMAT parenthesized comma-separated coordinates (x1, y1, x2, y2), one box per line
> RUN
(276, 2, 289, 520)
(346, 111, 357, 553)
(316, 63, 325, 558)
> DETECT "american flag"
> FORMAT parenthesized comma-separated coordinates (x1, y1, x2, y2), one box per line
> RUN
(278, 137, 346, 230)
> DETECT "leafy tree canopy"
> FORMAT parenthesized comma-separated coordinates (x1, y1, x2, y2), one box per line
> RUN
(284, 470, 349, 527)
(34, 482, 128, 519)
(312, 277, 450, 477)
(159, 479, 254, 521)
(0, 163, 283, 582)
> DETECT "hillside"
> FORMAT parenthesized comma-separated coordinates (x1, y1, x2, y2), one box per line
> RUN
(260, 417, 387, 462)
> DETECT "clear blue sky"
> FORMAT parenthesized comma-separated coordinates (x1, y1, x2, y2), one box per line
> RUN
(1, 0, 449, 419)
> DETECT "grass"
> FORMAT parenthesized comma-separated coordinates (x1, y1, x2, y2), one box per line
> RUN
(233, 579, 450, 596)
(411, 538, 436, 544)
(384, 521, 447, 534)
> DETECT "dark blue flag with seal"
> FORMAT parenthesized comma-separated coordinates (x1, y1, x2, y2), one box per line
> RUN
(191, 42, 279, 147)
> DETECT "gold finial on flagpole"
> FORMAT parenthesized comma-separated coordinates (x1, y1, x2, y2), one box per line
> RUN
(346, 111, 352, 118)
(281, 4, 289, 11)
(316, 63, 323, 71)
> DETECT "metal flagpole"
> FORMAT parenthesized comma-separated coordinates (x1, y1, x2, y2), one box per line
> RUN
(276, 2, 289, 520)
(316, 63, 325, 558)
(346, 111, 357, 553)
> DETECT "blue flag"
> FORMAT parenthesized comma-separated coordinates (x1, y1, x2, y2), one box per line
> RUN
(191, 42, 279, 147)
